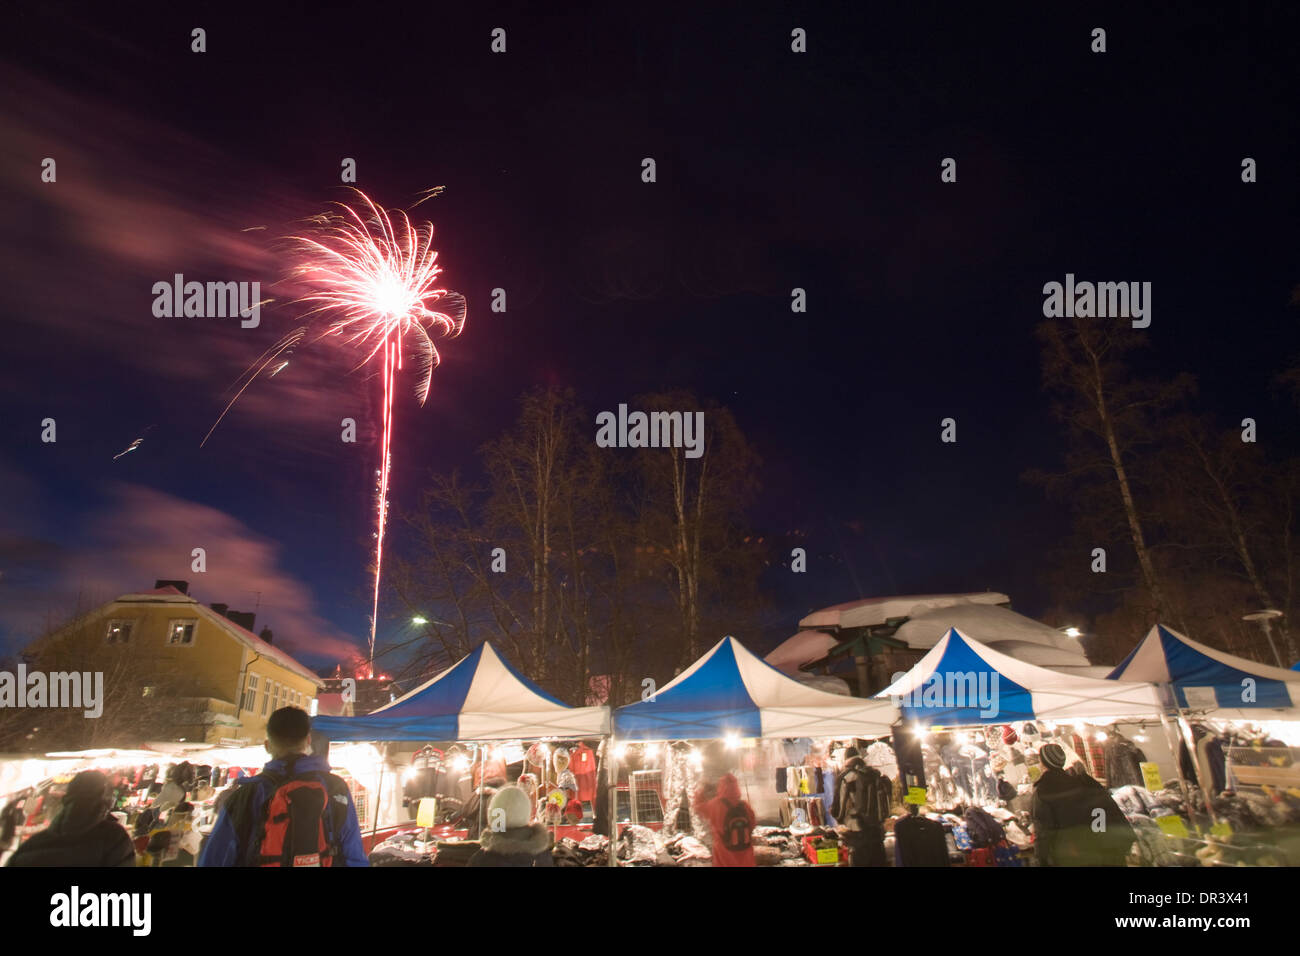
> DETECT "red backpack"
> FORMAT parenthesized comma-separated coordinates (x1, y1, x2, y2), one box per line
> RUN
(229, 758, 351, 867)
(721, 800, 753, 852)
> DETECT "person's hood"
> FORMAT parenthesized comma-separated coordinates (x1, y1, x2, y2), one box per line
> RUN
(479, 822, 552, 856)
(50, 794, 110, 839)
(1033, 767, 1079, 793)
(716, 773, 743, 803)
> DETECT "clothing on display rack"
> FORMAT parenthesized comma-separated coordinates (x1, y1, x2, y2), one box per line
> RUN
(1102, 733, 1148, 789)
(894, 813, 950, 867)
(1069, 732, 1108, 785)
(570, 743, 598, 803)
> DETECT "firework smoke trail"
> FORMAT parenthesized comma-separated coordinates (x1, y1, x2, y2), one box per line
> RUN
(200, 327, 305, 448)
(289, 190, 466, 671)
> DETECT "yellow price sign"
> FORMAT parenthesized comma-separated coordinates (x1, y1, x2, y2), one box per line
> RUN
(1139, 762, 1163, 791)
(1209, 821, 1233, 838)
(1155, 815, 1189, 838)
(904, 787, 928, 806)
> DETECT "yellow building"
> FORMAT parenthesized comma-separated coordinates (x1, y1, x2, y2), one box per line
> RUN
(31, 581, 324, 745)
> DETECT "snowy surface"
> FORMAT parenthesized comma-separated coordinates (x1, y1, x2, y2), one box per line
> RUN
(799, 592, 1009, 630)
(765, 630, 838, 673)
(895, 603, 1089, 664)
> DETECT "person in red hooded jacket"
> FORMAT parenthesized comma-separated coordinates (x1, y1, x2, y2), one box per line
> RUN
(693, 773, 756, 867)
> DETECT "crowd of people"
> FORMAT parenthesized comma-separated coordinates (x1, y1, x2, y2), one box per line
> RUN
(2, 707, 1139, 868)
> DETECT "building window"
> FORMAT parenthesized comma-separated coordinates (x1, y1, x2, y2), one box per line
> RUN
(243, 674, 260, 712)
(105, 620, 134, 644)
(261, 681, 273, 717)
(166, 619, 197, 646)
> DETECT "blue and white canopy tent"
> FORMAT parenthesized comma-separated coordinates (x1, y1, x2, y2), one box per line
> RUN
(613, 636, 896, 741)
(1107, 624, 1300, 719)
(873, 627, 1163, 726)
(312, 642, 609, 843)
(313, 641, 610, 742)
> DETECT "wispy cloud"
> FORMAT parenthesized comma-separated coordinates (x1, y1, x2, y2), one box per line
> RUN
(0, 480, 362, 667)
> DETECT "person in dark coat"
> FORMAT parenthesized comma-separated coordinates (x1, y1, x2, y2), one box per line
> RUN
(6, 771, 136, 868)
(831, 748, 890, 866)
(467, 785, 553, 867)
(1031, 743, 1135, 866)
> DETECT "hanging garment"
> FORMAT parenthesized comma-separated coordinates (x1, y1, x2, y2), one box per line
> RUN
(864, 741, 899, 780)
(570, 744, 598, 803)
(1196, 735, 1226, 794)
(775, 767, 788, 793)
(894, 814, 950, 866)
(1102, 735, 1148, 789)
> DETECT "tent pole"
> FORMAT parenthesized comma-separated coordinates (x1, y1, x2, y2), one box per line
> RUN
(606, 740, 618, 868)
(371, 741, 387, 842)
(1161, 684, 1211, 831)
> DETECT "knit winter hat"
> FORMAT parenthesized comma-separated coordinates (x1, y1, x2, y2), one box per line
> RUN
(487, 785, 533, 831)
(1039, 743, 1067, 770)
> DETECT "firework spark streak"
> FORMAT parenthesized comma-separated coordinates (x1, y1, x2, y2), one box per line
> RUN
(201, 190, 464, 670)
(290, 191, 465, 669)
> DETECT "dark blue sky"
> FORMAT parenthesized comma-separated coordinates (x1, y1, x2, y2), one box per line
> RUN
(1, 2, 1297, 666)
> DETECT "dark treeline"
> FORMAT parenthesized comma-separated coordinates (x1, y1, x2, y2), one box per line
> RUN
(1030, 307, 1300, 668)
(384, 388, 768, 706)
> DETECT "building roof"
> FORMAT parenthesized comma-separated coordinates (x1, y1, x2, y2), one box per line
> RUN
(798, 592, 1010, 630)
(764, 630, 839, 674)
(108, 591, 324, 687)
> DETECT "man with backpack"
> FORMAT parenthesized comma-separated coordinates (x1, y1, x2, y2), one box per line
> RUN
(693, 772, 756, 867)
(198, 707, 369, 867)
(831, 747, 892, 866)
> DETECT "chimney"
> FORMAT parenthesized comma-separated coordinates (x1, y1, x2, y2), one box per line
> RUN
(210, 603, 229, 617)
(155, 579, 189, 595)
(259, 626, 274, 645)
(226, 610, 256, 631)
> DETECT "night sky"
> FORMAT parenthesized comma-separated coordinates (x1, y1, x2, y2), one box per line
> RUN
(2, 3, 1297, 668)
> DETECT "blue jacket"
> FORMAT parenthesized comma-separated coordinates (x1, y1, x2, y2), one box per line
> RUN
(198, 754, 369, 867)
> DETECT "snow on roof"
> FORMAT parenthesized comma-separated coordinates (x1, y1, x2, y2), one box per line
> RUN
(110, 589, 324, 687)
(798, 592, 1009, 630)
(116, 586, 194, 602)
(764, 630, 839, 673)
(894, 603, 1088, 664)
(201, 609, 325, 687)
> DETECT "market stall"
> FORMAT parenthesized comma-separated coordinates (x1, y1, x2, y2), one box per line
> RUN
(311, 640, 611, 866)
(871, 626, 1300, 867)
(607, 635, 898, 866)
(1105, 624, 1300, 864)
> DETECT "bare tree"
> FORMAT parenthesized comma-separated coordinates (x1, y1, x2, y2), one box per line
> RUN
(1033, 315, 1193, 627)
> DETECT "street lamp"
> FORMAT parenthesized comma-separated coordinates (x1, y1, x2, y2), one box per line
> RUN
(411, 616, 429, 625)
(1242, 609, 1285, 668)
